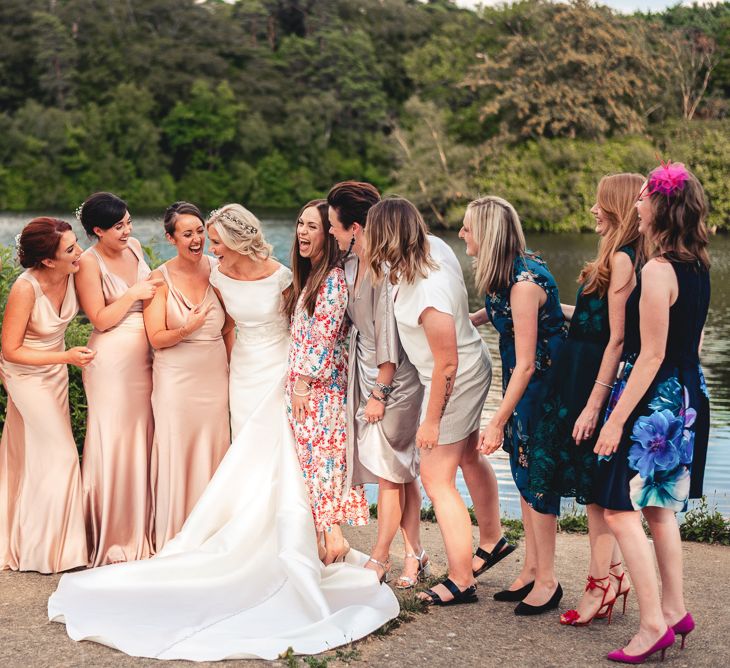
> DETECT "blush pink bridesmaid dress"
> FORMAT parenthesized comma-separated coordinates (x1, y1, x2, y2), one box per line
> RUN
(0, 272, 87, 573)
(81, 243, 154, 567)
(150, 257, 230, 551)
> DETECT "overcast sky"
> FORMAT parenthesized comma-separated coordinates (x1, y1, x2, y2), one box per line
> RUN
(453, 0, 716, 13)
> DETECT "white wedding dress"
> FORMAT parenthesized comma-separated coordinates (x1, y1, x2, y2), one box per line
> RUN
(48, 263, 398, 661)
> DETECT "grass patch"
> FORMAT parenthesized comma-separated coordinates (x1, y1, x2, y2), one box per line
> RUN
(680, 497, 730, 546)
(558, 505, 589, 534)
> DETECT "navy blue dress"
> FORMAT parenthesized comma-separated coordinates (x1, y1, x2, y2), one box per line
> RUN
(529, 247, 636, 505)
(595, 257, 710, 511)
(485, 253, 567, 515)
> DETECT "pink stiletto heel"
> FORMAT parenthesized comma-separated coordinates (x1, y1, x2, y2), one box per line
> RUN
(607, 628, 675, 664)
(672, 612, 695, 649)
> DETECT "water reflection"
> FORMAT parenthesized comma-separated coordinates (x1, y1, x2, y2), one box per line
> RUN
(1, 214, 728, 516)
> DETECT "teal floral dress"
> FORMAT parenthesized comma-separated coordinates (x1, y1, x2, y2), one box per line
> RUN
(485, 253, 567, 515)
(595, 258, 710, 511)
(528, 247, 635, 505)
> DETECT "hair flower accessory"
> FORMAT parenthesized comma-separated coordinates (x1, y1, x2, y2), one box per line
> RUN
(647, 161, 689, 198)
(74, 204, 84, 222)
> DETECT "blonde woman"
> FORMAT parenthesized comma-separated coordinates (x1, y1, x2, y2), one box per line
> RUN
(525, 174, 645, 626)
(365, 197, 511, 607)
(463, 196, 567, 615)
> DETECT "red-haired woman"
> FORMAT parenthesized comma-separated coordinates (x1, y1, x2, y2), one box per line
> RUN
(285, 200, 369, 566)
(1, 218, 91, 573)
(595, 163, 711, 663)
(527, 173, 646, 625)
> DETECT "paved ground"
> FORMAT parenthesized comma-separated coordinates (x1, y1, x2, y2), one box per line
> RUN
(1, 522, 728, 668)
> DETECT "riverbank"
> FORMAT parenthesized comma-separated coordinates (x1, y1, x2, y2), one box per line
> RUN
(1, 520, 728, 668)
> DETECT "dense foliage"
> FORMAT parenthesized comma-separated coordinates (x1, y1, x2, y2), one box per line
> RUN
(0, 0, 728, 230)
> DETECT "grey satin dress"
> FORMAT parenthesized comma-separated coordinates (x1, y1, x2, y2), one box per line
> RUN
(344, 256, 424, 486)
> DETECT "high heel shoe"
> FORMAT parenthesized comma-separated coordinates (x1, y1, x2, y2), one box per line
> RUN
(598, 560, 630, 618)
(366, 556, 391, 584)
(514, 583, 563, 616)
(560, 575, 617, 626)
(394, 548, 431, 590)
(607, 628, 675, 664)
(672, 612, 695, 649)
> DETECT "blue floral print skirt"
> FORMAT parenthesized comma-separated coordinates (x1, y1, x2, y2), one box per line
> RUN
(595, 354, 710, 512)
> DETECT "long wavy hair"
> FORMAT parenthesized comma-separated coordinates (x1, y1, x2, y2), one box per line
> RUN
(284, 199, 342, 318)
(365, 197, 437, 285)
(647, 166, 710, 270)
(464, 195, 526, 295)
(579, 173, 647, 297)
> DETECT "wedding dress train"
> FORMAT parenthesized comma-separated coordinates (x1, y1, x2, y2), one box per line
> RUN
(48, 263, 398, 661)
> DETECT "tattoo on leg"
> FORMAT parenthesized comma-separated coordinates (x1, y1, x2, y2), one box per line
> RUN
(440, 373, 454, 418)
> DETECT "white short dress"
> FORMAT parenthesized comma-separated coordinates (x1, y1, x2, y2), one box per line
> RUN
(394, 236, 492, 445)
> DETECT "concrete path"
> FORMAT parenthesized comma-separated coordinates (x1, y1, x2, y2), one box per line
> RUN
(1, 522, 728, 667)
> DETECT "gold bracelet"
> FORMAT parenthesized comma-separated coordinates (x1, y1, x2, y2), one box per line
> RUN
(594, 379, 613, 389)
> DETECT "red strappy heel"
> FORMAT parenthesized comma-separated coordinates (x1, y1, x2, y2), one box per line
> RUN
(560, 575, 616, 626)
(597, 561, 630, 619)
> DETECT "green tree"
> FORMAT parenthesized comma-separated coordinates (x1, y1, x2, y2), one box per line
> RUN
(463, 0, 660, 140)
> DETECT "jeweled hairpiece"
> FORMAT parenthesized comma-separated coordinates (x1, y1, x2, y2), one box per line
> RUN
(208, 208, 258, 235)
(646, 161, 689, 199)
(14, 232, 22, 251)
(74, 204, 84, 221)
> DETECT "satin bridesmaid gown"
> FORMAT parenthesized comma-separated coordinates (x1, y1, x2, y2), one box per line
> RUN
(81, 242, 154, 567)
(0, 271, 87, 573)
(150, 257, 230, 551)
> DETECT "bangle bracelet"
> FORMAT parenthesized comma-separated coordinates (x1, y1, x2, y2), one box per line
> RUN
(594, 380, 613, 389)
(368, 391, 387, 404)
(293, 387, 311, 397)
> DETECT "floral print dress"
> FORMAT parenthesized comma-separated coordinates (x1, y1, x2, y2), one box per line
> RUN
(528, 247, 635, 505)
(595, 258, 710, 512)
(286, 267, 369, 532)
(485, 253, 567, 515)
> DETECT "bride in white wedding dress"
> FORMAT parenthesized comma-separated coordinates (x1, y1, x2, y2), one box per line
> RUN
(47, 205, 398, 661)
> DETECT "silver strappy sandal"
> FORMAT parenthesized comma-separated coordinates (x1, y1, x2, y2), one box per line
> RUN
(394, 548, 431, 590)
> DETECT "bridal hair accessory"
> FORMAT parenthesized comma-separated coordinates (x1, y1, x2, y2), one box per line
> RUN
(74, 204, 84, 222)
(208, 208, 258, 235)
(646, 161, 689, 199)
(14, 232, 22, 254)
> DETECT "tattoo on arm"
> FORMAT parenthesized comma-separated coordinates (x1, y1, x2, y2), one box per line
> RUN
(440, 373, 454, 418)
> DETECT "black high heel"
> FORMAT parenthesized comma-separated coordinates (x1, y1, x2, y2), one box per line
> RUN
(514, 583, 563, 616)
(493, 580, 534, 602)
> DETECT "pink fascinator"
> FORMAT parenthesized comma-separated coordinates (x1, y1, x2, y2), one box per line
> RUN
(647, 161, 689, 198)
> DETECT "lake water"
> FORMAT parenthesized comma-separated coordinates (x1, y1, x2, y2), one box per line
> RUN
(2, 212, 728, 518)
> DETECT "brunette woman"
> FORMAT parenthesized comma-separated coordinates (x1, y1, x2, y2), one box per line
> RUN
(76, 192, 161, 566)
(464, 196, 566, 615)
(285, 199, 369, 566)
(1, 218, 90, 573)
(143, 202, 234, 550)
(366, 197, 510, 606)
(594, 163, 710, 663)
(327, 181, 427, 587)
(525, 174, 646, 626)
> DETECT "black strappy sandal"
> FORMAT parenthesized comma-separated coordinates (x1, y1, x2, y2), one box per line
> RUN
(420, 578, 478, 607)
(473, 536, 516, 577)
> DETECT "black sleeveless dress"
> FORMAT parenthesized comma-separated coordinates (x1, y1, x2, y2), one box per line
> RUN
(595, 257, 710, 512)
(528, 247, 635, 507)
